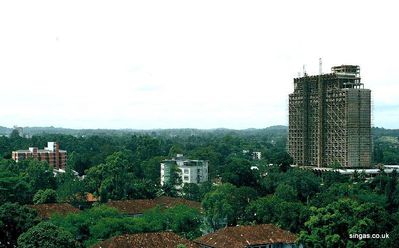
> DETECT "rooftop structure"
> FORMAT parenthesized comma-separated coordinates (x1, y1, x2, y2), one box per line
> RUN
(161, 155, 208, 186)
(106, 196, 201, 216)
(194, 224, 301, 248)
(93, 232, 201, 248)
(28, 203, 80, 219)
(12, 142, 67, 169)
(288, 65, 371, 167)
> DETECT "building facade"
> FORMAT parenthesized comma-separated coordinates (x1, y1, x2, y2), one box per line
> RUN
(288, 65, 371, 167)
(12, 142, 67, 169)
(252, 151, 262, 160)
(160, 155, 208, 186)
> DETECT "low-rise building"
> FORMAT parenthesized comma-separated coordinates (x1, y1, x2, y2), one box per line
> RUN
(161, 156, 208, 186)
(195, 224, 301, 248)
(12, 142, 67, 169)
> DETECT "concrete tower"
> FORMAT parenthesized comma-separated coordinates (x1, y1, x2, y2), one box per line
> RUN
(288, 65, 371, 167)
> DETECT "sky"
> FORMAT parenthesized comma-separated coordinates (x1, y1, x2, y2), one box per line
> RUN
(0, 0, 398, 129)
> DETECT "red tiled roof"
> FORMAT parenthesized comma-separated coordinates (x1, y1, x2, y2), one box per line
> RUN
(194, 224, 298, 248)
(28, 203, 80, 219)
(93, 232, 201, 248)
(86, 193, 98, 202)
(106, 196, 201, 215)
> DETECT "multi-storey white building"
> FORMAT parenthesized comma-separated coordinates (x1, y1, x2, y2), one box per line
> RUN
(252, 151, 262, 160)
(160, 156, 208, 186)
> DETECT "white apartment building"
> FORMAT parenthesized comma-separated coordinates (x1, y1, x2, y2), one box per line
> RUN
(160, 156, 208, 186)
(252, 151, 262, 160)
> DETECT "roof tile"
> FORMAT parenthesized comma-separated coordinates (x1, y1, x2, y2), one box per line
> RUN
(106, 196, 201, 215)
(28, 203, 80, 219)
(93, 232, 201, 248)
(194, 224, 298, 248)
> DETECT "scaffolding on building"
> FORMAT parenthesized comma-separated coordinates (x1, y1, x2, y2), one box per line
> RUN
(288, 65, 371, 168)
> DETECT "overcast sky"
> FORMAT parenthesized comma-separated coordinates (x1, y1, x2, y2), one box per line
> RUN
(0, 0, 398, 129)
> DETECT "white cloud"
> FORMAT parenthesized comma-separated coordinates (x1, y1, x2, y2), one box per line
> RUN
(0, 0, 398, 129)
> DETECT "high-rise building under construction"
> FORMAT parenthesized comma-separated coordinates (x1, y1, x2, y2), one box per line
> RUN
(288, 65, 371, 167)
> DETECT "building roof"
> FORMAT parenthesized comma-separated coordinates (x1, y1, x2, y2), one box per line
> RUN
(28, 203, 80, 219)
(106, 196, 201, 215)
(13, 150, 31, 153)
(86, 192, 99, 202)
(13, 149, 67, 153)
(93, 232, 201, 248)
(194, 224, 298, 248)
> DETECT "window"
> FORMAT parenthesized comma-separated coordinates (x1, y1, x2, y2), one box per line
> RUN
(183, 176, 189, 181)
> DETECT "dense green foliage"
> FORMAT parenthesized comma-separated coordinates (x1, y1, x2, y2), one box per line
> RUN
(0, 203, 39, 248)
(85, 151, 156, 202)
(49, 204, 201, 247)
(0, 126, 398, 247)
(17, 222, 80, 248)
(201, 165, 399, 247)
(33, 189, 57, 204)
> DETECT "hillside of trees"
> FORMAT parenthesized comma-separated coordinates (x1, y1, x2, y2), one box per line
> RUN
(1, 125, 398, 165)
(1, 127, 399, 247)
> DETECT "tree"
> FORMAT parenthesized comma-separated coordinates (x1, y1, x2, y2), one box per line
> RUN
(143, 205, 202, 239)
(0, 203, 39, 248)
(0, 170, 32, 204)
(330, 160, 342, 169)
(85, 151, 155, 202)
(221, 158, 257, 187)
(168, 144, 184, 157)
(245, 196, 309, 233)
(275, 183, 297, 202)
(245, 196, 283, 226)
(385, 169, 398, 211)
(202, 183, 240, 230)
(299, 198, 391, 248)
(182, 183, 201, 201)
(162, 164, 182, 197)
(141, 156, 165, 183)
(310, 183, 387, 208)
(50, 205, 124, 245)
(267, 150, 293, 171)
(188, 146, 222, 178)
(17, 222, 80, 248)
(321, 171, 348, 188)
(135, 136, 162, 161)
(234, 186, 258, 223)
(276, 151, 293, 172)
(382, 223, 399, 247)
(66, 151, 90, 176)
(33, 189, 57, 204)
(259, 167, 285, 195)
(56, 168, 86, 204)
(198, 181, 213, 201)
(50, 204, 202, 247)
(283, 169, 321, 202)
(125, 179, 157, 199)
(23, 160, 56, 193)
(393, 183, 399, 209)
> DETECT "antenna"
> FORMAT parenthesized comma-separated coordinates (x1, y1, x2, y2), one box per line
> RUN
(319, 58, 322, 75)
(303, 65, 307, 76)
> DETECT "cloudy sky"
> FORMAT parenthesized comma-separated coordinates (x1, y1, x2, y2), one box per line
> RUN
(0, 0, 398, 129)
